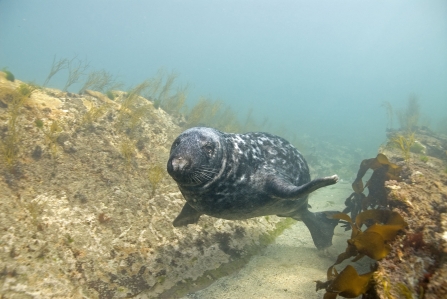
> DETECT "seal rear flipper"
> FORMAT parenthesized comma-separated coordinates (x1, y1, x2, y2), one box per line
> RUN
(298, 210, 340, 250)
(266, 175, 339, 199)
(173, 203, 203, 227)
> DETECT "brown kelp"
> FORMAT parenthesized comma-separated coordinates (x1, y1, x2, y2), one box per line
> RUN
(316, 209, 407, 298)
(344, 153, 401, 220)
(316, 154, 407, 299)
(333, 210, 407, 263)
(316, 265, 374, 299)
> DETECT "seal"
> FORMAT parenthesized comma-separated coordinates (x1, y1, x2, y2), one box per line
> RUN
(167, 127, 340, 249)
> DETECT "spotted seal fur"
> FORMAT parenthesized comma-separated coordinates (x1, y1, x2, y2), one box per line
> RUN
(167, 127, 340, 249)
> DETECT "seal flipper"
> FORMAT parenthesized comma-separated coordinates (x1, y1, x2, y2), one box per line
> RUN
(266, 175, 339, 199)
(298, 210, 340, 249)
(173, 203, 203, 227)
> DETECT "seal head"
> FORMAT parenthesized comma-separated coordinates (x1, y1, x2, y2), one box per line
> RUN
(167, 127, 225, 186)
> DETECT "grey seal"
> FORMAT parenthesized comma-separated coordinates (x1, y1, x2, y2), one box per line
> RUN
(167, 127, 339, 249)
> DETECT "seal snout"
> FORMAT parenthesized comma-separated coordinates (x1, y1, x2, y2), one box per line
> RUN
(170, 156, 189, 172)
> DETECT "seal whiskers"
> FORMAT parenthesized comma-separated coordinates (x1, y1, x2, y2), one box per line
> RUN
(190, 174, 202, 184)
(187, 167, 219, 185)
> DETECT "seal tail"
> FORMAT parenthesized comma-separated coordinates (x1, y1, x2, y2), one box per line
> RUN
(298, 210, 340, 250)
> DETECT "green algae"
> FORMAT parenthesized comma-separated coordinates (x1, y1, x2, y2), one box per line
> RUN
(2, 68, 15, 81)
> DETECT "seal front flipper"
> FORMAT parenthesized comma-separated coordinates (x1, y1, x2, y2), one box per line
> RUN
(266, 175, 339, 199)
(173, 203, 203, 227)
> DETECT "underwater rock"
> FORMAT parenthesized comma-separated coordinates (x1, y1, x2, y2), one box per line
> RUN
(316, 143, 447, 298)
(370, 129, 447, 298)
(31, 145, 42, 160)
(56, 132, 70, 145)
(0, 76, 294, 298)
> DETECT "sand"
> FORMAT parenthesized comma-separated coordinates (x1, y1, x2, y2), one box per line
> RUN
(181, 181, 373, 299)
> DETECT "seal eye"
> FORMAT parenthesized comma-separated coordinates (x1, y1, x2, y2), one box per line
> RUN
(203, 144, 214, 156)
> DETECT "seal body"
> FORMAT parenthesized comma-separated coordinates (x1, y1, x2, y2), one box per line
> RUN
(167, 127, 339, 249)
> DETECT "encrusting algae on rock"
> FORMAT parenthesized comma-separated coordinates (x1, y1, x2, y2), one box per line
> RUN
(0, 72, 297, 298)
(372, 128, 447, 299)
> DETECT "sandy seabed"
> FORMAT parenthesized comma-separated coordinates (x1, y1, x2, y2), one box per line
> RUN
(182, 181, 372, 299)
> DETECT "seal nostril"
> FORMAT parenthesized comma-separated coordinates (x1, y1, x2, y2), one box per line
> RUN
(172, 157, 189, 171)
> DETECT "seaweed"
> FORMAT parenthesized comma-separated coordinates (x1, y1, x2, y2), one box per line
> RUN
(373, 271, 392, 298)
(397, 95, 420, 133)
(161, 83, 188, 115)
(26, 81, 43, 91)
(127, 104, 152, 135)
(410, 141, 425, 154)
(213, 106, 241, 132)
(23, 197, 44, 230)
(17, 83, 34, 97)
(315, 265, 374, 299)
(81, 102, 109, 130)
(63, 56, 90, 92)
(419, 155, 429, 163)
(37, 119, 64, 157)
(185, 97, 243, 132)
(390, 132, 415, 164)
(333, 210, 407, 262)
(152, 72, 177, 108)
(184, 96, 219, 128)
(43, 55, 69, 87)
(403, 231, 425, 250)
(119, 137, 136, 169)
(34, 118, 44, 128)
(0, 84, 33, 169)
(316, 209, 407, 298)
(79, 69, 123, 94)
(148, 164, 165, 196)
(397, 283, 414, 299)
(2, 68, 15, 82)
(344, 153, 402, 220)
(106, 90, 115, 100)
(114, 80, 155, 139)
(316, 153, 407, 299)
(241, 108, 256, 132)
(142, 70, 187, 115)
